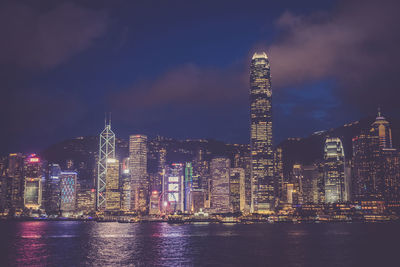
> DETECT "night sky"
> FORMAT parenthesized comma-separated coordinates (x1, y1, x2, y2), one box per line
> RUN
(1, 0, 400, 154)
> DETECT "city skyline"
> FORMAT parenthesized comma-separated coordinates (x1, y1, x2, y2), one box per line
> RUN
(2, 0, 400, 155)
(2, 1, 400, 266)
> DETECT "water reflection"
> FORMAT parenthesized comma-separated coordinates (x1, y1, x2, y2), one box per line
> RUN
(13, 222, 51, 266)
(1, 221, 399, 266)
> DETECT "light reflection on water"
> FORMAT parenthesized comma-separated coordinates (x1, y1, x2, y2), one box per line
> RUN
(1, 221, 399, 266)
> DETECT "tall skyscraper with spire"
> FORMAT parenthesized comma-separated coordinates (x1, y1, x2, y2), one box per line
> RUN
(250, 52, 274, 213)
(97, 114, 115, 210)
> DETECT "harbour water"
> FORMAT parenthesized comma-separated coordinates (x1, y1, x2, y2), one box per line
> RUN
(0, 221, 399, 266)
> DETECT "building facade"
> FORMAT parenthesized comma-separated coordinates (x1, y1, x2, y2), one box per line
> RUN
(60, 171, 77, 214)
(129, 135, 148, 213)
(105, 158, 120, 211)
(323, 138, 345, 203)
(210, 158, 231, 213)
(24, 154, 43, 210)
(162, 163, 184, 213)
(250, 52, 274, 213)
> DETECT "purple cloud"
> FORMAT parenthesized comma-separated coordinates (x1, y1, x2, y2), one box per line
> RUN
(0, 1, 108, 70)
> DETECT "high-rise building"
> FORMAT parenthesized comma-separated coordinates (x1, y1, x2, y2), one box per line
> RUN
(250, 52, 274, 213)
(120, 157, 131, 211)
(105, 158, 120, 211)
(371, 108, 392, 149)
(76, 188, 96, 214)
(184, 162, 193, 212)
(274, 148, 284, 201)
(162, 163, 184, 213)
(291, 164, 303, 205)
(60, 171, 77, 214)
(97, 117, 115, 210)
(323, 138, 345, 203)
(129, 135, 148, 213)
(149, 190, 160, 215)
(45, 163, 62, 215)
(352, 110, 399, 201)
(210, 158, 231, 213)
(230, 168, 245, 213)
(6, 153, 24, 211)
(352, 132, 380, 200)
(24, 154, 43, 210)
(302, 164, 320, 203)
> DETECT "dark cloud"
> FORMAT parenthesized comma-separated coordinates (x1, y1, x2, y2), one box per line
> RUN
(268, 0, 400, 114)
(0, 1, 108, 153)
(112, 63, 247, 116)
(0, 1, 108, 70)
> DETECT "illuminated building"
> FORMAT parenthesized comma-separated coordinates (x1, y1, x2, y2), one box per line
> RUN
(250, 52, 274, 213)
(162, 163, 184, 213)
(6, 153, 24, 210)
(191, 189, 205, 213)
(210, 157, 231, 213)
(184, 162, 193, 212)
(77, 188, 96, 214)
(192, 149, 210, 208)
(381, 148, 400, 201)
(230, 168, 245, 212)
(105, 158, 120, 211)
(45, 163, 62, 214)
(60, 171, 77, 214)
(149, 190, 160, 215)
(129, 135, 148, 213)
(352, 110, 400, 201)
(371, 108, 392, 149)
(97, 116, 115, 210)
(352, 132, 380, 200)
(286, 183, 294, 204)
(323, 138, 345, 203)
(24, 154, 43, 210)
(274, 148, 284, 201)
(302, 164, 320, 203)
(291, 164, 303, 205)
(120, 157, 131, 211)
(344, 163, 352, 202)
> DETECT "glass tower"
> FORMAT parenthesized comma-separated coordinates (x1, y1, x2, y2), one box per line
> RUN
(323, 138, 345, 203)
(250, 52, 274, 213)
(129, 135, 148, 213)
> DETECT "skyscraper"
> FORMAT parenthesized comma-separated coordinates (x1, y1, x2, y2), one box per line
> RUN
(162, 163, 184, 213)
(6, 153, 24, 211)
(97, 116, 115, 210)
(45, 163, 62, 215)
(129, 135, 148, 213)
(371, 108, 392, 149)
(105, 158, 120, 211)
(60, 171, 77, 215)
(210, 157, 231, 213)
(323, 138, 345, 203)
(24, 154, 43, 210)
(352, 110, 400, 201)
(120, 157, 131, 211)
(184, 162, 193, 212)
(250, 52, 274, 213)
(230, 168, 245, 213)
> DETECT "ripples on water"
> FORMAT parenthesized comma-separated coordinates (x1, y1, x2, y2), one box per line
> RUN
(0, 221, 399, 266)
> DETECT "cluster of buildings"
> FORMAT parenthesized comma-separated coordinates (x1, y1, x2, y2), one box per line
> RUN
(0, 52, 399, 219)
